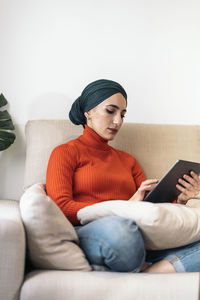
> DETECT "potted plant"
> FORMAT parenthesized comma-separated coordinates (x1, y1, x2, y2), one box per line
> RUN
(0, 93, 16, 151)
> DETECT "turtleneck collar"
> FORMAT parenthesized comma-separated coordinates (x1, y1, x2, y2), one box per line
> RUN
(78, 125, 111, 151)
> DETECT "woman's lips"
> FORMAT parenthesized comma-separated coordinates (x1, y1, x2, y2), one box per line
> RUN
(108, 128, 118, 133)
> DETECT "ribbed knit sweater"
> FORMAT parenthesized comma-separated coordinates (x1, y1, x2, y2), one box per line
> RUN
(46, 125, 146, 224)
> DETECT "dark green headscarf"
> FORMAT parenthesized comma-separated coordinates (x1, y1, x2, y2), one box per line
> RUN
(69, 79, 127, 126)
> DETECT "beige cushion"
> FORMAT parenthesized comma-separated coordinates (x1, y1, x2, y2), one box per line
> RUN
(24, 120, 83, 189)
(77, 200, 200, 250)
(24, 120, 200, 189)
(20, 184, 91, 271)
(20, 270, 199, 300)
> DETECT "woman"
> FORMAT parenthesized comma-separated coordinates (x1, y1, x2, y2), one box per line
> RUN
(46, 79, 200, 273)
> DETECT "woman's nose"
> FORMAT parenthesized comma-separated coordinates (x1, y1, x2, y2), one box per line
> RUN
(113, 113, 122, 125)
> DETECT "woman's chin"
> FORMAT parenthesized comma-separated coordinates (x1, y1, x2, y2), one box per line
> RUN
(105, 133, 117, 141)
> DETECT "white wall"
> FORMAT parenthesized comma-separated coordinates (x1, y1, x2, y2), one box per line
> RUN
(1, 0, 200, 200)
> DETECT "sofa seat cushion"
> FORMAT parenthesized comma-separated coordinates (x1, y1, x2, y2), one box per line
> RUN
(20, 184, 91, 271)
(77, 200, 200, 250)
(20, 270, 199, 300)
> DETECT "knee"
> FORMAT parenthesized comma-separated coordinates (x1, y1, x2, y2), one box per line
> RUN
(98, 216, 145, 272)
(77, 216, 145, 272)
(102, 216, 142, 242)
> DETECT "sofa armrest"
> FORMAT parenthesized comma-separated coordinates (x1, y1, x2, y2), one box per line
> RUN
(0, 200, 25, 300)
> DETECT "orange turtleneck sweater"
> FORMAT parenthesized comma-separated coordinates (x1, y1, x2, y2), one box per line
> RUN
(46, 125, 146, 224)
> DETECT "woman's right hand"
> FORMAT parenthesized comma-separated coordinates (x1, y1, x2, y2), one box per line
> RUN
(129, 179, 159, 202)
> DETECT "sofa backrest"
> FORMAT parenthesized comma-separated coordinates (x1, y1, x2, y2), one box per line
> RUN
(24, 120, 200, 190)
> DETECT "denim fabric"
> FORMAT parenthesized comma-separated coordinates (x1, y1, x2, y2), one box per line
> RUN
(76, 216, 200, 273)
(146, 239, 200, 272)
(75, 216, 145, 272)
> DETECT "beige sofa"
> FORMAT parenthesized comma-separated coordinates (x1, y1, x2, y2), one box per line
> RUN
(1, 120, 200, 300)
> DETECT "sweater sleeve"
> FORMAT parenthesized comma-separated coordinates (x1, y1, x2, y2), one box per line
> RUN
(132, 158, 146, 189)
(46, 144, 93, 225)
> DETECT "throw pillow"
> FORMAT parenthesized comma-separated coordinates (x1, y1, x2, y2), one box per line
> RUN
(77, 200, 200, 250)
(20, 183, 91, 271)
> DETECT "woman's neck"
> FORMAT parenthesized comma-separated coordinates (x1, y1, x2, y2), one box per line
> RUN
(77, 125, 110, 151)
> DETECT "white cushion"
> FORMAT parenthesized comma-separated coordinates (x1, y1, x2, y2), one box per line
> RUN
(20, 184, 91, 271)
(77, 200, 200, 250)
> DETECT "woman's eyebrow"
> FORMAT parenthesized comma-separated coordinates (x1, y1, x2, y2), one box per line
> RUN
(106, 104, 127, 112)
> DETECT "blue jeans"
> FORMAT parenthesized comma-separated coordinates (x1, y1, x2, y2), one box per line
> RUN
(75, 216, 200, 272)
(75, 216, 145, 272)
(146, 240, 200, 272)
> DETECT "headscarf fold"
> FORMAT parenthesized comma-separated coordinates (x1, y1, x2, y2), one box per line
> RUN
(69, 79, 127, 126)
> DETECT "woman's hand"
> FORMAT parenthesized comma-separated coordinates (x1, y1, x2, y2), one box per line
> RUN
(176, 171, 200, 204)
(129, 179, 159, 202)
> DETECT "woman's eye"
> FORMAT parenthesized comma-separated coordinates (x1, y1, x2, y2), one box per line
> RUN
(121, 114, 125, 119)
(106, 109, 115, 114)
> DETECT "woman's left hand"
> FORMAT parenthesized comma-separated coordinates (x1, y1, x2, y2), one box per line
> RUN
(176, 171, 200, 204)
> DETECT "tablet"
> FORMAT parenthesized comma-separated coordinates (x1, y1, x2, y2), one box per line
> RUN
(144, 159, 200, 203)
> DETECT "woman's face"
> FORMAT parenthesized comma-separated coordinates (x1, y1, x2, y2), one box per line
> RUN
(85, 93, 127, 141)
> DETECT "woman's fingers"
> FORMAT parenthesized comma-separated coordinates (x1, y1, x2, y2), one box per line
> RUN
(176, 183, 188, 194)
(176, 171, 200, 199)
(139, 179, 159, 192)
(190, 171, 200, 181)
(183, 173, 197, 187)
(143, 179, 159, 185)
(176, 172, 200, 203)
(177, 178, 192, 190)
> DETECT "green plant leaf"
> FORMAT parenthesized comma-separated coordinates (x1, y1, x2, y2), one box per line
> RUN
(0, 119, 15, 130)
(0, 93, 8, 108)
(0, 131, 16, 151)
(0, 93, 16, 151)
(0, 110, 11, 120)
(0, 110, 15, 129)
